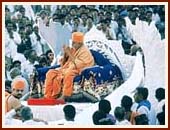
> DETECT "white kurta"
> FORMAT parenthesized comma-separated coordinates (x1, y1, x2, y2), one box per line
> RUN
(136, 105, 156, 125)
(30, 32, 43, 56)
(21, 120, 46, 125)
(5, 109, 22, 125)
(5, 31, 18, 59)
(115, 119, 131, 125)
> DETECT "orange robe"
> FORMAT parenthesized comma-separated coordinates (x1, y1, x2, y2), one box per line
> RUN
(44, 45, 94, 98)
(5, 91, 10, 97)
(5, 94, 22, 113)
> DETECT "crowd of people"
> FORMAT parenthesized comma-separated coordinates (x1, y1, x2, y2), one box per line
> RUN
(92, 87, 165, 125)
(5, 86, 165, 125)
(5, 4, 165, 126)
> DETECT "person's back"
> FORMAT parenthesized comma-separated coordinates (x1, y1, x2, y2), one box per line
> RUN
(21, 106, 47, 125)
(114, 106, 131, 125)
(121, 95, 140, 125)
(62, 105, 76, 125)
(157, 111, 165, 125)
(92, 110, 113, 125)
(135, 114, 149, 125)
(99, 99, 116, 124)
(155, 88, 165, 115)
(121, 95, 133, 122)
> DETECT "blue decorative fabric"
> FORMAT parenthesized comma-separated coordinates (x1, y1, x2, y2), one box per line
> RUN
(37, 65, 60, 81)
(90, 50, 111, 66)
(36, 50, 123, 84)
(81, 64, 122, 84)
(73, 75, 81, 83)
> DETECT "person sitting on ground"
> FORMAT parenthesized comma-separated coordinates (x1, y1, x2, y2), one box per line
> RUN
(98, 99, 116, 124)
(114, 106, 131, 125)
(44, 32, 94, 100)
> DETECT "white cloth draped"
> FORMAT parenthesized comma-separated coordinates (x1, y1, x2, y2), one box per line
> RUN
(124, 17, 166, 107)
(38, 18, 72, 62)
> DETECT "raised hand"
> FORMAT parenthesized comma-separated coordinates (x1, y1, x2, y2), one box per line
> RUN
(63, 45, 71, 54)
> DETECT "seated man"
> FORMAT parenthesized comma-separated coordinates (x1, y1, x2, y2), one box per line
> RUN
(44, 32, 94, 100)
(5, 79, 25, 113)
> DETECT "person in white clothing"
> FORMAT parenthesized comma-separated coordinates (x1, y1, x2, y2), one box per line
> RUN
(20, 106, 47, 125)
(23, 5, 35, 21)
(5, 108, 22, 125)
(114, 106, 131, 125)
(30, 25, 45, 56)
(5, 21, 21, 45)
(155, 88, 165, 125)
(133, 87, 156, 125)
(5, 21, 21, 59)
(5, 56, 12, 80)
(155, 88, 165, 115)
(156, 105, 165, 125)
(97, 19, 115, 40)
(18, 6, 30, 21)
(21, 49, 39, 80)
(13, 53, 27, 65)
(58, 105, 76, 125)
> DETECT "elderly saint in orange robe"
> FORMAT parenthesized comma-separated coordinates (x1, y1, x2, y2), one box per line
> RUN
(44, 32, 94, 99)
